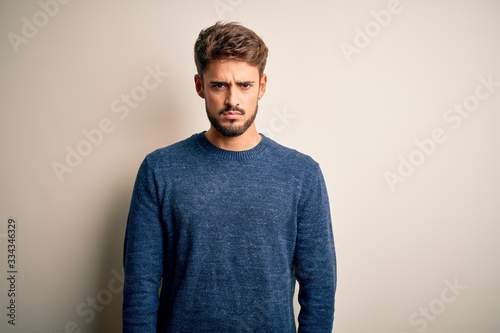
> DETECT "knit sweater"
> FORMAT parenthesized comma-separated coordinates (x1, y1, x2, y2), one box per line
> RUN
(122, 132, 336, 333)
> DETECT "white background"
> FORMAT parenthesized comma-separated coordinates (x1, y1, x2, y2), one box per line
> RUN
(1, 0, 499, 332)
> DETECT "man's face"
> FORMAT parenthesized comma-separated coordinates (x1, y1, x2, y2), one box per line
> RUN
(195, 60, 267, 137)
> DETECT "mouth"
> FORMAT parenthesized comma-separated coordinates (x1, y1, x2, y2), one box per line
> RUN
(219, 107, 245, 120)
(221, 111, 243, 120)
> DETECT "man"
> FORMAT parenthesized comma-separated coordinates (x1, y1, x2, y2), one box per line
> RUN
(122, 21, 336, 333)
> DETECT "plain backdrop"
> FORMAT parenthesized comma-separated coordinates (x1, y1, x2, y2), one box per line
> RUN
(1, 0, 499, 332)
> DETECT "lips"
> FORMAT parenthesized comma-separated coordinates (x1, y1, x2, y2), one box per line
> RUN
(219, 106, 245, 115)
(221, 111, 243, 120)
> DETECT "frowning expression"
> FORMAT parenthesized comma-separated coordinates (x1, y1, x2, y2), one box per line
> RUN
(195, 60, 267, 137)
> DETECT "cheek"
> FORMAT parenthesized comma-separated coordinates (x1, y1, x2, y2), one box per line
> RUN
(204, 93, 218, 104)
(207, 95, 222, 105)
(204, 95, 225, 111)
(246, 94, 260, 107)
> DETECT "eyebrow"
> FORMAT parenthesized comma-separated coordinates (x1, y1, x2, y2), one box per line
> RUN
(209, 81, 256, 85)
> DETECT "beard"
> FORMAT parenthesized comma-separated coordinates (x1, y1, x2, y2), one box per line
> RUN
(206, 103, 258, 137)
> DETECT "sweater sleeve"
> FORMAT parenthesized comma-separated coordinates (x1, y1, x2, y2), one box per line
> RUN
(294, 163, 337, 333)
(122, 157, 164, 333)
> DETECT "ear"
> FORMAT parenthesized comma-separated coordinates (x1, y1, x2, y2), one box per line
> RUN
(258, 74, 267, 100)
(194, 74, 205, 98)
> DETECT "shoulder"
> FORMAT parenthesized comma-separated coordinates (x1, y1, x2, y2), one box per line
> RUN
(263, 136, 320, 170)
(261, 136, 325, 187)
(142, 134, 200, 170)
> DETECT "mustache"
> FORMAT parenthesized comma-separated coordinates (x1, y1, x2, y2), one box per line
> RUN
(219, 106, 245, 115)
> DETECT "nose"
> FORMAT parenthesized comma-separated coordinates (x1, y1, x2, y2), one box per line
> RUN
(225, 86, 239, 109)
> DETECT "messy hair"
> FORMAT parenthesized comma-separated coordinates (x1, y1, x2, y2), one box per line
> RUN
(194, 21, 269, 79)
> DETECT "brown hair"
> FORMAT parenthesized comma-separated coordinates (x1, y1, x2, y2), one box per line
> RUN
(194, 21, 269, 79)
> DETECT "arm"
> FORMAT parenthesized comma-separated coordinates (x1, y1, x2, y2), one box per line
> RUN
(294, 163, 337, 333)
(122, 157, 164, 333)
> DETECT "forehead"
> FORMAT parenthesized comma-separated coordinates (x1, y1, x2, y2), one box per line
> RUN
(203, 60, 260, 80)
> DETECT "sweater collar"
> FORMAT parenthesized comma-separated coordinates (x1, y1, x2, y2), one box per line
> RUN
(195, 131, 270, 160)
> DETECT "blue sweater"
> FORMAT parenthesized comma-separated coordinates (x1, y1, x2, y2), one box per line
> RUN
(123, 132, 336, 333)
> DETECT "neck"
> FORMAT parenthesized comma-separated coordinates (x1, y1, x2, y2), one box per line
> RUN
(205, 126, 261, 151)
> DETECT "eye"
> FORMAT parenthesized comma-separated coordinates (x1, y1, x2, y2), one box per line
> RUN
(241, 82, 252, 89)
(211, 83, 227, 90)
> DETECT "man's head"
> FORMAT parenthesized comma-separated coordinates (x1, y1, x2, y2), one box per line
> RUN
(194, 22, 269, 139)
